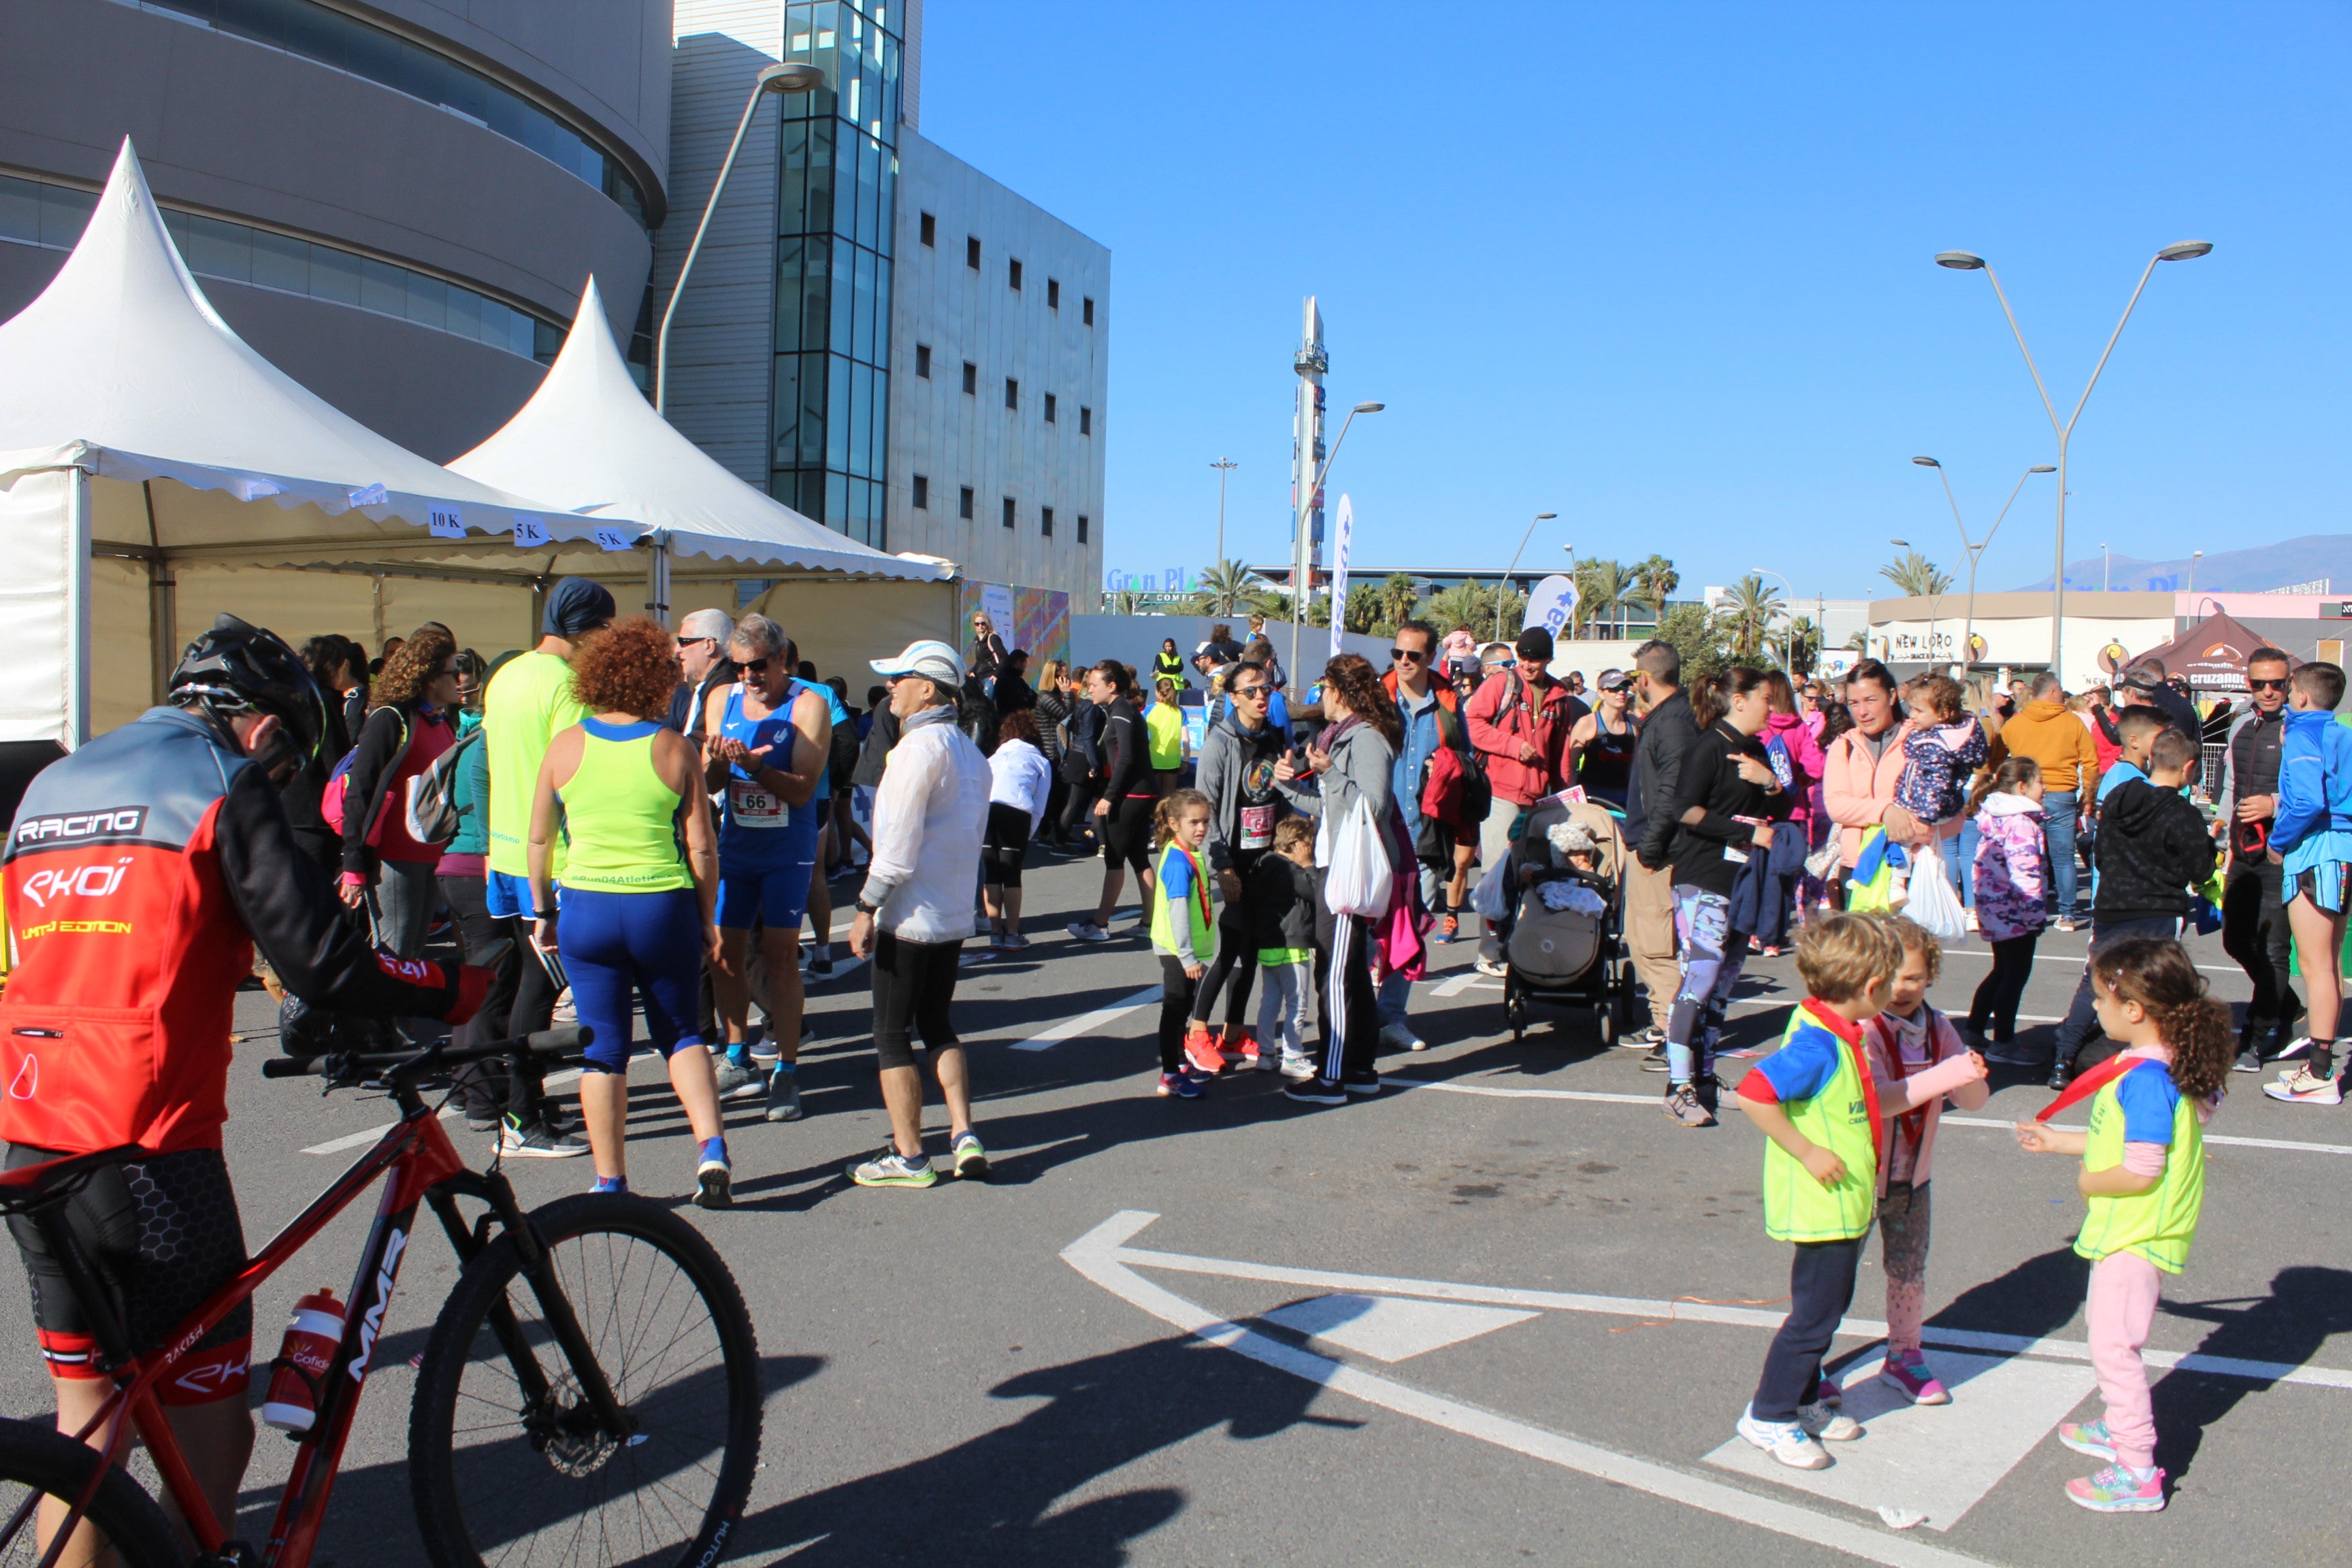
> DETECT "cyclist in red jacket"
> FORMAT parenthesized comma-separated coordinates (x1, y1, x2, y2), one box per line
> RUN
(0, 614, 487, 1552)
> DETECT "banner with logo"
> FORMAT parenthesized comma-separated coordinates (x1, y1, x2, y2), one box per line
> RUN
(1328, 493, 1354, 660)
(1523, 573, 1579, 641)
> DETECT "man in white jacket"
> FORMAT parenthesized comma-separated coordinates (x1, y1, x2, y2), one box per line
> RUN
(847, 640, 993, 1188)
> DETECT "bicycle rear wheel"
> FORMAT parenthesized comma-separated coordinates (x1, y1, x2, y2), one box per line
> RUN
(0, 1416, 183, 1568)
(408, 1194, 761, 1568)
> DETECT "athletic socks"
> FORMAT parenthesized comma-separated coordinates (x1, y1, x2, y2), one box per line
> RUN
(2310, 1039, 2336, 1079)
(699, 1137, 730, 1166)
(592, 1175, 629, 1194)
(726, 1042, 754, 1070)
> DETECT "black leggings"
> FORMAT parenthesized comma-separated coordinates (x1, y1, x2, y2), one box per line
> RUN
(872, 930, 961, 1071)
(1968, 933, 2040, 1043)
(1158, 956, 1199, 1074)
(1060, 772, 1102, 841)
(1190, 903, 1259, 1030)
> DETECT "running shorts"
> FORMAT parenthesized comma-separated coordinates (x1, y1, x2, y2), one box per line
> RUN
(718, 855, 817, 930)
(2289, 860, 2349, 916)
(981, 802, 1032, 888)
(1102, 794, 1154, 873)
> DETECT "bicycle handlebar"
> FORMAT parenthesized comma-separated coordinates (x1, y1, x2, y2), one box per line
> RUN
(261, 1026, 593, 1080)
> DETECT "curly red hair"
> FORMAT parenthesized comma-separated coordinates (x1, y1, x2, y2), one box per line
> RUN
(566, 617, 679, 719)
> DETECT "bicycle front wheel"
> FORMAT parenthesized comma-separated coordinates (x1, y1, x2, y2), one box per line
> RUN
(408, 1194, 762, 1568)
(0, 1416, 183, 1568)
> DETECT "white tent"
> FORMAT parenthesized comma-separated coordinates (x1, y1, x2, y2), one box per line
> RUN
(449, 279, 953, 679)
(0, 140, 644, 744)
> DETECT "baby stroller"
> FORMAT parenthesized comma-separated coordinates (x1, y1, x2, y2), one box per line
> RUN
(1501, 798, 1639, 1043)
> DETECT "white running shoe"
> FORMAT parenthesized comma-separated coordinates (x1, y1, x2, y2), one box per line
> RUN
(1797, 1400, 1864, 1441)
(1377, 1023, 1428, 1053)
(1066, 920, 1111, 943)
(1737, 1405, 1831, 1470)
(2263, 1066, 2342, 1105)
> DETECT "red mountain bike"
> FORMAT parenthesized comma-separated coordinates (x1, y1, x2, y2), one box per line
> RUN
(0, 1026, 761, 1567)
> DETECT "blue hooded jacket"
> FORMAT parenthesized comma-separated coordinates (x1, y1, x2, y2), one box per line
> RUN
(2270, 706, 2352, 853)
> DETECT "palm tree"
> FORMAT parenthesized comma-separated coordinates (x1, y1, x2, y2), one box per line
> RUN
(1107, 589, 1145, 616)
(1781, 614, 1823, 676)
(1192, 559, 1262, 617)
(1722, 574, 1784, 662)
(1575, 559, 1637, 638)
(1880, 549, 1955, 599)
(1422, 579, 1524, 641)
(1379, 572, 1421, 632)
(1633, 554, 1680, 623)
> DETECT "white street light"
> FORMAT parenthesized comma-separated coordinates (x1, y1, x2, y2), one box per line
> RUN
(2189, 549, 2204, 595)
(1209, 457, 1237, 589)
(1288, 402, 1384, 682)
(1936, 240, 2213, 676)
(1496, 511, 1560, 642)
(1913, 457, 2056, 677)
(656, 61, 826, 413)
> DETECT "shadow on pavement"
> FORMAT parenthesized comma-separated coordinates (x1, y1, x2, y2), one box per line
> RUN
(2152, 1264, 2352, 1479)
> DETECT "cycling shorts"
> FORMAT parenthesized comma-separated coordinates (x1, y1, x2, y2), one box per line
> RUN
(718, 856, 816, 931)
(1102, 794, 1155, 873)
(5, 1145, 252, 1399)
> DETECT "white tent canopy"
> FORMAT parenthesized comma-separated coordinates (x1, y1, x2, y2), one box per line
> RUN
(0, 140, 641, 744)
(452, 278, 947, 583)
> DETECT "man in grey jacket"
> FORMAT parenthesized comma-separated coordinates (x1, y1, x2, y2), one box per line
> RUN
(1188, 659, 1290, 1064)
(1624, 640, 1699, 1053)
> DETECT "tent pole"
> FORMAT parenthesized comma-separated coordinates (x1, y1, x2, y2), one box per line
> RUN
(142, 480, 174, 705)
(371, 574, 386, 654)
(647, 532, 672, 629)
(65, 468, 91, 749)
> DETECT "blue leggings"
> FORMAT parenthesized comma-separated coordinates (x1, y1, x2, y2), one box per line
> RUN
(1669, 885, 1747, 1083)
(558, 887, 705, 1073)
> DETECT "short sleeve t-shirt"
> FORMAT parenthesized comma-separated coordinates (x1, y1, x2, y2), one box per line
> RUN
(2112, 1058, 2182, 1145)
(485, 650, 590, 879)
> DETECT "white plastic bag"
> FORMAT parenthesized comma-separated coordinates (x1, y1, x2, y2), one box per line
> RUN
(1322, 798, 1393, 918)
(1904, 844, 1969, 943)
(1470, 861, 1512, 922)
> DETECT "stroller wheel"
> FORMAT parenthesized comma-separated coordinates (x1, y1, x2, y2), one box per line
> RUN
(1597, 1004, 1617, 1047)
(1507, 990, 1527, 1041)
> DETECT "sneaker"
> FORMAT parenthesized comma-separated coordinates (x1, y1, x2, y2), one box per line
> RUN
(1066, 920, 1111, 943)
(1341, 1071, 1382, 1096)
(2065, 1463, 2166, 1514)
(1183, 1022, 1228, 1076)
(2057, 1419, 2118, 1460)
(1284, 1076, 1348, 1105)
(694, 1156, 734, 1210)
(952, 1130, 990, 1179)
(1436, 912, 1460, 944)
(1880, 1352, 1950, 1405)
(1000, 932, 1030, 951)
(1640, 1045, 1671, 1074)
(1694, 1075, 1721, 1115)
(1278, 1052, 1319, 1081)
(1473, 956, 1509, 979)
(765, 1068, 805, 1122)
(714, 1058, 765, 1101)
(2046, 1060, 2074, 1092)
(1813, 1375, 1842, 1409)
(1982, 1041, 2046, 1066)
(2262, 1066, 2342, 1105)
(2053, 917, 2079, 933)
(805, 947, 835, 978)
(2233, 1046, 2267, 1075)
(1227, 1027, 1265, 1069)
(1663, 1083, 1716, 1128)
(463, 1107, 501, 1132)
(500, 1115, 590, 1159)
(1377, 1023, 1428, 1054)
(1621, 1024, 1664, 1049)
(1157, 1071, 1203, 1099)
(747, 1028, 780, 1064)
(1796, 1401, 1863, 1441)
(849, 1147, 936, 1188)
(1735, 1406, 1831, 1471)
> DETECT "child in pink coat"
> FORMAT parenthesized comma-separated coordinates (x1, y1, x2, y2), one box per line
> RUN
(1853, 916, 1991, 1405)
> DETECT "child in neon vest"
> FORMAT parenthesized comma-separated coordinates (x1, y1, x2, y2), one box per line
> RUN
(1150, 789, 1219, 1098)
(2016, 936, 2230, 1514)
(1731, 911, 1904, 1471)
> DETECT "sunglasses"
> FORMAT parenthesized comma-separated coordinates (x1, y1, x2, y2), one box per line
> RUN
(1390, 647, 1429, 664)
(1229, 685, 1269, 700)
(2250, 677, 2289, 691)
(742, 657, 774, 674)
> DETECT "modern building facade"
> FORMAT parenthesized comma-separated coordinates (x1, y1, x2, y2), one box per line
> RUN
(0, 0, 670, 462)
(663, 0, 1106, 603)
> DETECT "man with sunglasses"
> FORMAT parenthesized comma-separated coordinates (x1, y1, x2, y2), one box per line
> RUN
(1377, 620, 1475, 1044)
(2217, 648, 2303, 1068)
(666, 607, 736, 737)
(1187, 658, 1293, 1071)
(1466, 626, 1576, 970)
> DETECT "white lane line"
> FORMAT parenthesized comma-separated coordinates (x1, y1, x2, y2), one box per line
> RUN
(1386, 1075, 2352, 1158)
(1010, 987, 1163, 1051)
(1432, 972, 1503, 998)
(1106, 1230, 2352, 1392)
(1064, 1212, 1999, 1568)
(1936, 948, 2247, 978)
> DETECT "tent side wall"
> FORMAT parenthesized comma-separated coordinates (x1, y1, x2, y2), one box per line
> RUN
(744, 578, 958, 689)
(0, 467, 84, 746)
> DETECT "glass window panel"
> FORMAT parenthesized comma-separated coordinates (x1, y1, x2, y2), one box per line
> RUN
(533, 318, 562, 361)
(444, 285, 483, 342)
(806, 120, 835, 234)
(772, 354, 804, 463)
(826, 470, 849, 532)
(160, 208, 191, 255)
(797, 352, 828, 465)
(37, 184, 93, 250)
(184, 214, 251, 282)
(871, 259, 891, 365)
(310, 246, 361, 306)
(0, 178, 40, 244)
(850, 244, 875, 363)
(826, 353, 853, 471)
(800, 469, 828, 520)
(359, 257, 407, 317)
(404, 273, 447, 329)
(779, 120, 811, 235)
(248, 227, 308, 293)
(828, 248, 854, 361)
(875, 154, 896, 258)
(774, 235, 805, 352)
(800, 235, 831, 352)
(856, 133, 881, 253)
(849, 361, 872, 476)
(870, 368, 889, 487)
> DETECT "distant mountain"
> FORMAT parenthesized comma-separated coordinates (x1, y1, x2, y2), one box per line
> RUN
(2012, 534, 2352, 595)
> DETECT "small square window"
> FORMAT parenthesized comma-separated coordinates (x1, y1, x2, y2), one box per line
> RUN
(1004, 377, 1019, 410)
(1082, 296, 1095, 325)
(1002, 496, 1017, 530)
(1047, 278, 1060, 309)
(1077, 514, 1090, 544)
(911, 475, 929, 509)
(919, 211, 936, 247)
(1041, 506, 1054, 538)
(1079, 406, 1092, 436)
(915, 343, 931, 378)
(962, 361, 977, 395)
(1009, 259, 1022, 291)
(1044, 393, 1057, 424)
(966, 235, 981, 270)
(959, 486, 975, 520)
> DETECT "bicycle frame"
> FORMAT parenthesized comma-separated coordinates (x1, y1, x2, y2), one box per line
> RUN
(18, 1094, 623, 1568)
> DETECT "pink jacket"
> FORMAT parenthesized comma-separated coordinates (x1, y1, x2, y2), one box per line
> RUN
(1822, 725, 1910, 868)
(1861, 1009, 1990, 1194)
(1765, 710, 1827, 832)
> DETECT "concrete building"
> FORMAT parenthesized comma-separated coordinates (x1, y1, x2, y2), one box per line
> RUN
(0, 0, 670, 462)
(662, 0, 1106, 606)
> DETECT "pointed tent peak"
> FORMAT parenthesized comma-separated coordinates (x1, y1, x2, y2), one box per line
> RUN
(9, 135, 231, 344)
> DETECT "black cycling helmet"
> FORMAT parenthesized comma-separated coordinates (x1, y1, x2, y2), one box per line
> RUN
(169, 613, 329, 765)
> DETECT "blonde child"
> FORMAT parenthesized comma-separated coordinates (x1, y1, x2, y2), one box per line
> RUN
(1967, 755, 2047, 1047)
(1252, 816, 1321, 1079)
(1150, 789, 1218, 1098)
(2015, 936, 2229, 1513)
(1732, 912, 1903, 1470)
(1895, 675, 1988, 832)
(1859, 917, 1989, 1406)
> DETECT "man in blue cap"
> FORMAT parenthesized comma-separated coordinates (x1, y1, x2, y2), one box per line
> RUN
(476, 576, 617, 1158)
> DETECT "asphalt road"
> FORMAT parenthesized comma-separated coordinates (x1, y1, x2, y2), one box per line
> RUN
(3, 849, 2346, 1567)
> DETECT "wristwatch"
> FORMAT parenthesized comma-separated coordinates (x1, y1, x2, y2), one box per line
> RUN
(854, 897, 881, 915)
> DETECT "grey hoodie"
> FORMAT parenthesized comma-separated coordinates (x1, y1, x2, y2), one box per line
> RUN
(1276, 715, 1396, 835)
(1196, 708, 1292, 873)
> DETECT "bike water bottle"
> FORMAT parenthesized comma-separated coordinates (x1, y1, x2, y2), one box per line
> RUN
(261, 1288, 345, 1433)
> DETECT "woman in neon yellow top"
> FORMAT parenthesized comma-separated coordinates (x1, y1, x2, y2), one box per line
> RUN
(1146, 674, 1190, 796)
(528, 619, 732, 1209)
(2016, 937, 2230, 1515)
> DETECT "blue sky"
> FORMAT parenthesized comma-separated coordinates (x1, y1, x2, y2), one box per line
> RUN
(918, 1, 2349, 603)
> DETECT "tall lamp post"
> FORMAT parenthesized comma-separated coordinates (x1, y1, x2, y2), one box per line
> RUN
(1209, 457, 1237, 585)
(2189, 550, 2203, 596)
(1288, 402, 1384, 685)
(1912, 457, 2055, 678)
(655, 61, 826, 413)
(1889, 539, 1942, 670)
(1494, 510, 1560, 642)
(1934, 240, 2212, 680)
(1750, 568, 1797, 670)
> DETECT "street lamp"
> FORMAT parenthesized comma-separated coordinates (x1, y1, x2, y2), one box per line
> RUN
(2189, 549, 2203, 596)
(2102, 542, 2110, 591)
(1288, 401, 1384, 683)
(1496, 510, 1560, 642)
(1750, 568, 1797, 671)
(1935, 240, 2212, 679)
(1209, 457, 1237, 591)
(1887, 536, 1942, 669)
(655, 61, 826, 412)
(1913, 457, 2056, 680)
